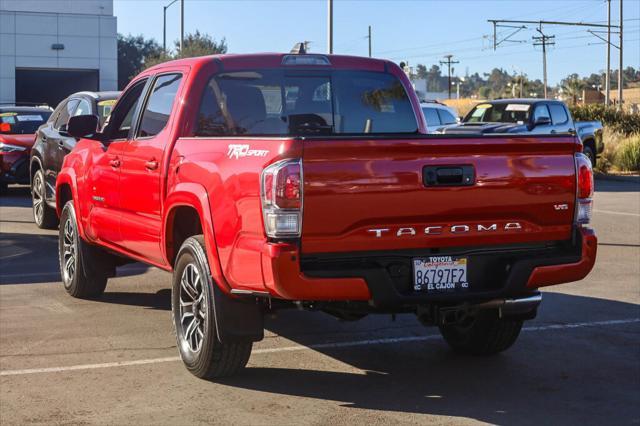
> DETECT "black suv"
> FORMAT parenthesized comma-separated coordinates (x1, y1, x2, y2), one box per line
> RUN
(30, 91, 120, 228)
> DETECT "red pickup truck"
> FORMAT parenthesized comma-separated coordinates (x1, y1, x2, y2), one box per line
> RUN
(57, 53, 597, 379)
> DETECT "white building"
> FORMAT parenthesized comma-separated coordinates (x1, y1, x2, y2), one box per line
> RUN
(0, 0, 117, 107)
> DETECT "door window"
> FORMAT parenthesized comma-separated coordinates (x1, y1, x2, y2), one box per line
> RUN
(549, 104, 569, 125)
(54, 99, 79, 130)
(74, 99, 91, 116)
(103, 79, 147, 140)
(533, 104, 551, 122)
(137, 73, 183, 138)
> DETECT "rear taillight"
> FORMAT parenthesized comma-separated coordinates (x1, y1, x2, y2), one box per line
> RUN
(575, 153, 594, 225)
(261, 159, 302, 238)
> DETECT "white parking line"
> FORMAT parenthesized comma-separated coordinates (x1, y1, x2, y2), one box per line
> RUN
(594, 209, 640, 217)
(1, 318, 638, 377)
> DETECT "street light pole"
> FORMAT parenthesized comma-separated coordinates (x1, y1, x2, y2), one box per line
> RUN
(180, 0, 184, 56)
(368, 25, 372, 57)
(618, 0, 623, 109)
(163, 0, 178, 54)
(327, 0, 333, 54)
(605, 0, 611, 105)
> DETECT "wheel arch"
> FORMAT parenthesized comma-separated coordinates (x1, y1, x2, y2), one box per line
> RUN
(55, 168, 85, 238)
(163, 183, 229, 292)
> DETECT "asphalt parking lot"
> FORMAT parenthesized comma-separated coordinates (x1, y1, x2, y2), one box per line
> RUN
(0, 178, 638, 425)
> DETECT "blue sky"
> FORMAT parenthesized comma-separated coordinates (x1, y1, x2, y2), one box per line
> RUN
(114, 0, 639, 85)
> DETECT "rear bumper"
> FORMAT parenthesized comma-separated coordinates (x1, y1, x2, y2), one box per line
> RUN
(261, 227, 597, 307)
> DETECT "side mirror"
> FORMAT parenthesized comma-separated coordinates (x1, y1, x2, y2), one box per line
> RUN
(67, 115, 99, 139)
(533, 116, 551, 127)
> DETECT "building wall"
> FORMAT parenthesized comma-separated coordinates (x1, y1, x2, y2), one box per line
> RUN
(0, 0, 116, 105)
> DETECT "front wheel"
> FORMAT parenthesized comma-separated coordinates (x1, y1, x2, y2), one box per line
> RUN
(172, 235, 252, 379)
(58, 201, 111, 298)
(32, 169, 58, 229)
(438, 310, 523, 356)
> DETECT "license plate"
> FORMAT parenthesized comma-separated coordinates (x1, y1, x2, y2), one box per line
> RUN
(413, 256, 468, 292)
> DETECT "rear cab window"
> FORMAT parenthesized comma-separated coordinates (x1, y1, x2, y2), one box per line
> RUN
(466, 103, 531, 124)
(0, 109, 52, 134)
(549, 104, 569, 125)
(196, 68, 418, 136)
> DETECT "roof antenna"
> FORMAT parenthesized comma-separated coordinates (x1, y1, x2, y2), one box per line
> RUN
(290, 42, 307, 54)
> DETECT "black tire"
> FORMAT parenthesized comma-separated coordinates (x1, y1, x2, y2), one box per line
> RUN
(172, 235, 252, 379)
(58, 201, 110, 299)
(583, 145, 596, 168)
(32, 168, 59, 229)
(438, 310, 523, 356)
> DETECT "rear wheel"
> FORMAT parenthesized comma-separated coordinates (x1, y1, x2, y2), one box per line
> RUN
(583, 145, 596, 168)
(58, 201, 111, 298)
(32, 169, 58, 229)
(172, 235, 252, 379)
(438, 310, 523, 356)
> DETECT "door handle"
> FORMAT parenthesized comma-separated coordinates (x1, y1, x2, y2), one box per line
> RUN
(145, 159, 159, 171)
(109, 158, 121, 168)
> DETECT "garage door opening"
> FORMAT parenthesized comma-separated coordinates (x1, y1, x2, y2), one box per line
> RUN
(15, 68, 99, 109)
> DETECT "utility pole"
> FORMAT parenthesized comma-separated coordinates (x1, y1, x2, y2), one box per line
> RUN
(179, 0, 184, 56)
(327, 0, 333, 54)
(605, 0, 611, 105)
(618, 0, 623, 109)
(533, 27, 555, 99)
(163, 0, 178, 54)
(440, 54, 459, 99)
(367, 25, 372, 57)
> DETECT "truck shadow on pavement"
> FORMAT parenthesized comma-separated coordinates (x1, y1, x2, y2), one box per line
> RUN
(0, 233, 149, 284)
(215, 292, 639, 425)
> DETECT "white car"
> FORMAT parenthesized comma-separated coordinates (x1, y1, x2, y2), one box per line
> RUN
(420, 102, 459, 133)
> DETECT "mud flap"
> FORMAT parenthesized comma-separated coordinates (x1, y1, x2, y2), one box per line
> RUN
(210, 282, 264, 343)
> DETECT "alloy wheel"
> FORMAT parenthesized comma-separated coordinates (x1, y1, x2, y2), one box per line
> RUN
(32, 172, 44, 225)
(61, 217, 76, 286)
(179, 263, 207, 353)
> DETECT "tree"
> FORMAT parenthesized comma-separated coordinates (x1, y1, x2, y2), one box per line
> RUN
(415, 64, 428, 80)
(144, 31, 228, 69)
(426, 65, 444, 92)
(175, 31, 227, 58)
(560, 75, 585, 105)
(117, 34, 162, 89)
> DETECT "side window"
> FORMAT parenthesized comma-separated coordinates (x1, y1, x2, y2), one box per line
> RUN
(549, 104, 569, 125)
(422, 107, 440, 127)
(74, 99, 91, 116)
(437, 109, 457, 125)
(54, 99, 79, 130)
(103, 79, 147, 140)
(137, 73, 182, 138)
(533, 104, 551, 122)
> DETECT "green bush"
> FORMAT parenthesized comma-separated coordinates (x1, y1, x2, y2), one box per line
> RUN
(615, 134, 640, 172)
(569, 104, 640, 136)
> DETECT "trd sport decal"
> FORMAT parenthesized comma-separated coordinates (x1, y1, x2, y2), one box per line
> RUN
(227, 144, 269, 160)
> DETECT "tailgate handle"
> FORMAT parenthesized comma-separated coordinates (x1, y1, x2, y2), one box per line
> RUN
(423, 165, 475, 186)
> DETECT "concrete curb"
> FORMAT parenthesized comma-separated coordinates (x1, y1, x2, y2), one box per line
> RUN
(595, 173, 640, 184)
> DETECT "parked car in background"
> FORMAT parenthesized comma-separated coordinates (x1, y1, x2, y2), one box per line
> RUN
(57, 53, 596, 379)
(30, 91, 119, 228)
(443, 99, 603, 165)
(420, 101, 459, 133)
(0, 105, 53, 193)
